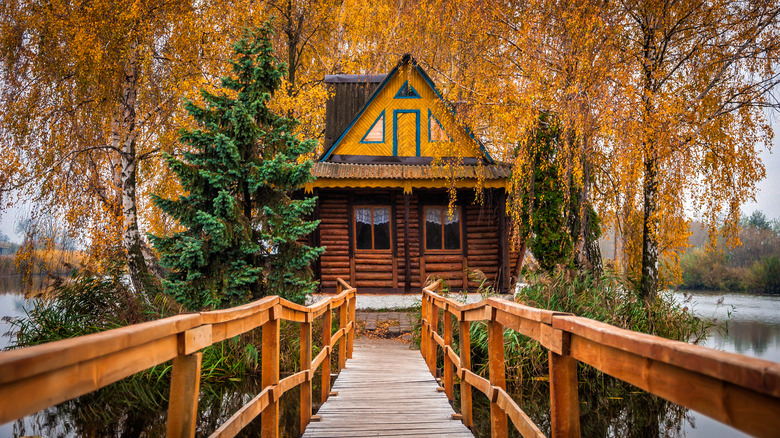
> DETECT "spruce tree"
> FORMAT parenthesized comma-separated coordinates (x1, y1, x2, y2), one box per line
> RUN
(150, 26, 323, 310)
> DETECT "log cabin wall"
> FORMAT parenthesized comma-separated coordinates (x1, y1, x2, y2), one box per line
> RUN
(315, 188, 516, 294)
(317, 191, 350, 291)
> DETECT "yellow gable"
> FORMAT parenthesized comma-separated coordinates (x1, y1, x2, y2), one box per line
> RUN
(322, 59, 487, 161)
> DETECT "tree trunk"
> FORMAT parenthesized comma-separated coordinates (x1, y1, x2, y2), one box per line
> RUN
(639, 21, 660, 301)
(574, 143, 603, 275)
(513, 240, 527, 286)
(118, 42, 157, 298)
(640, 154, 659, 300)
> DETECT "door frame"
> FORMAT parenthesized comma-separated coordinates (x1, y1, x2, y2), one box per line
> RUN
(392, 109, 421, 157)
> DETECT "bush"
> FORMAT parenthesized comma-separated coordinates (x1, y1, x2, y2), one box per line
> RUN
(744, 255, 780, 294)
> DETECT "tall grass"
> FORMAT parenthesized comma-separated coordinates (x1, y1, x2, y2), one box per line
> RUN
(415, 268, 714, 384)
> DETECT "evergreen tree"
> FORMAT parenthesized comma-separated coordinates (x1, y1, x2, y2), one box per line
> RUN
(522, 115, 573, 271)
(150, 26, 323, 310)
(515, 113, 601, 273)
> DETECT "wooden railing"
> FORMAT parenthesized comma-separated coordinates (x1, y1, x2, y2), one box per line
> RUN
(0, 278, 357, 438)
(421, 281, 780, 438)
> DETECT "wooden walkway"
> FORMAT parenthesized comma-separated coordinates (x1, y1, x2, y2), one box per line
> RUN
(302, 338, 474, 438)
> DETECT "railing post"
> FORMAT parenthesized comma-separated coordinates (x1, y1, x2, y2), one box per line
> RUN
(459, 319, 473, 427)
(487, 308, 508, 438)
(550, 331, 580, 438)
(443, 308, 454, 400)
(420, 291, 431, 369)
(427, 299, 439, 376)
(261, 307, 280, 438)
(338, 301, 347, 370)
(300, 317, 312, 433)
(347, 293, 356, 359)
(321, 303, 332, 404)
(166, 352, 203, 437)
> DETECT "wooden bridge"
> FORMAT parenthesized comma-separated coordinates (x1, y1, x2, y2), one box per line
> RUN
(1, 278, 779, 437)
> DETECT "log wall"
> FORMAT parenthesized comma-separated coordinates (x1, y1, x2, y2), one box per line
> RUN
(316, 188, 515, 293)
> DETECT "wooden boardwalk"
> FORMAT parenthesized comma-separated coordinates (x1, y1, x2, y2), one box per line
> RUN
(302, 338, 474, 438)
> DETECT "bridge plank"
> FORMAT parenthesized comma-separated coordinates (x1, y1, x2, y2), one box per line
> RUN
(302, 338, 473, 438)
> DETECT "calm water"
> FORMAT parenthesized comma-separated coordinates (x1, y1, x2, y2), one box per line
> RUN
(0, 276, 30, 350)
(672, 290, 780, 438)
(1, 281, 778, 437)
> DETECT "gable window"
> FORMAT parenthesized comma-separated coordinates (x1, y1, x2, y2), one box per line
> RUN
(395, 81, 420, 99)
(361, 110, 384, 143)
(355, 206, 392, 250)
(425, 206, 460, 250)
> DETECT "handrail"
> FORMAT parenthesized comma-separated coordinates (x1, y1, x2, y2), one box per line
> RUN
(421, 282, 780, 438)
(0, 279, 358, 438)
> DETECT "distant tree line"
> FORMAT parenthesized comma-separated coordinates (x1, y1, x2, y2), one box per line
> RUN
(678, 211, 780, 294)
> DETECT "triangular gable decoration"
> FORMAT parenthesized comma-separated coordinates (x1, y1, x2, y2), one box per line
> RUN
(428, 110, 450, 142)
(361, 110, 385, 143)
(394, 81, 420, 99)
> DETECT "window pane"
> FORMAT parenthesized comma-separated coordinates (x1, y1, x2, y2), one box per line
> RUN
(355, 208, 372, 249)
(444, 208, 460, 250)
(373, 207, 391, 249)
(425, 208, 443, 250)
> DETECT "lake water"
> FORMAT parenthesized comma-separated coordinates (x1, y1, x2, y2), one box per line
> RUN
(0, 276, 30, 350)
(0, 280, 778, 437)
(672, 290, 780, 438)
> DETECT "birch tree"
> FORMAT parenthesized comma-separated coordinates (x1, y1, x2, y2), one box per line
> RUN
(616, 0, 780, 298)
(0, 0, 207, 294)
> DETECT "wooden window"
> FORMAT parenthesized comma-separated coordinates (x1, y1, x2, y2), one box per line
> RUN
(424, 206, 460, 250)
(355, 206, 392, 250)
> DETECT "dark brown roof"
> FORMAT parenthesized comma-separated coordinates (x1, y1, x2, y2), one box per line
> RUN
(312, 162, 511, 180)
(324, 74, 386, 84)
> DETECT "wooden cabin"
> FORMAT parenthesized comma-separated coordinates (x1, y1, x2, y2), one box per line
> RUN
(307, 55, 518, 294)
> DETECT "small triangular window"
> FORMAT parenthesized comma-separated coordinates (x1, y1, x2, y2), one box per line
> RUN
(395, 81, 420, 99)
(429, 110, 450, 142)
(361, 111, 384, 143)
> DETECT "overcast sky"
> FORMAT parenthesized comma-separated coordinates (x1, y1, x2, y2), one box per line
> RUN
(740, 113, 780, 220)
(1, 124, 779, 244)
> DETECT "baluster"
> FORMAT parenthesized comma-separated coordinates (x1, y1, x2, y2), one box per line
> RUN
(550, 331, 580, 437)
(166, 352, 203, 437)
(421, 294, 429, 371)
(261, 307, 280, 438)
(443, 308, 454, 400)
(321, 303, 332, 404)
(487, 308, 508, 438)
(338, 302, 347, 370)
(428, 299, 439, 376)
(300, 317, 312, 433)
(459, 319, 473, 427)
(347, 293, 356, 359)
